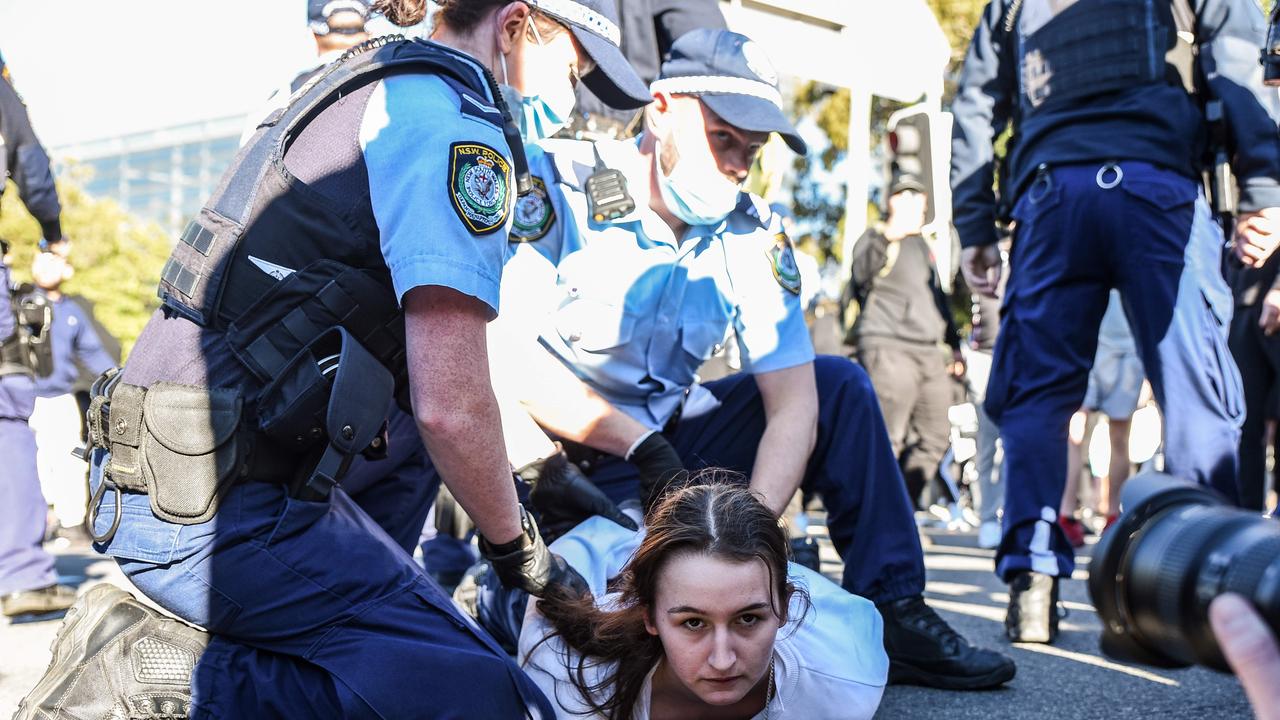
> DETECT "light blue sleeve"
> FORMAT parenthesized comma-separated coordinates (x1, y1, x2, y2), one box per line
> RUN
(727, 222, 816, 374)
(361, 74, 514, 316)
(493, 144, 569, 345)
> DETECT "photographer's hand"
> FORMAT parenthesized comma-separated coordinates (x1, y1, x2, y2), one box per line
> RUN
(1210, 593, 1280, 720)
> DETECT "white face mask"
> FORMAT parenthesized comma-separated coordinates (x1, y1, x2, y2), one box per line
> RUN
(498, 18, 578, 141)
(654, 129, 742, 227)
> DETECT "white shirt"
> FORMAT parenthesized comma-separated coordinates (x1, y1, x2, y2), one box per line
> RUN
(518, 516, 888, 719)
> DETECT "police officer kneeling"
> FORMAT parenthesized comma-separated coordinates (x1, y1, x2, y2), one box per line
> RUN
(951, 0, 1280, 643)
(15, 0, 652, 717)
(486, 29, 1016, 691)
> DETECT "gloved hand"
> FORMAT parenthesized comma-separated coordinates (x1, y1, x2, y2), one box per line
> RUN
(521, 445, 638, 542)
(629, 432, 688, 516)
(479, 506, 591, 600)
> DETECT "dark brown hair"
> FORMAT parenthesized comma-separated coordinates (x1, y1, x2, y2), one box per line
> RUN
(530, 472, 807, 720)
(377, 0, 566, 39)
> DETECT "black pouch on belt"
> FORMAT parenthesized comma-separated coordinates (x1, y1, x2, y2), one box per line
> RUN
(103, 380, 246, 525)
(255, 326, 394, 499)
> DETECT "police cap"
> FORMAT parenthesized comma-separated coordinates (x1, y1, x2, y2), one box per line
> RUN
(526, 0, 651, 110)
(652, 29, 806, 155)
(308, 0, 371, 35)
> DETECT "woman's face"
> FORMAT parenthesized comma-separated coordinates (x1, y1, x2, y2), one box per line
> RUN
(506, 16, 591, 114)
(644, 552, 784, 707)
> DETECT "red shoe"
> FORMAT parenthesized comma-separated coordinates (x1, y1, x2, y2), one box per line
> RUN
(1059, 516, 1086, 548)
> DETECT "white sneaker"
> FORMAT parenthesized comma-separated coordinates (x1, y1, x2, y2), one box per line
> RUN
(978, 521, 1001, 549)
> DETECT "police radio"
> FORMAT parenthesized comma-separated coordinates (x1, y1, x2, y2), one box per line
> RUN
(585, 143, 634, 223)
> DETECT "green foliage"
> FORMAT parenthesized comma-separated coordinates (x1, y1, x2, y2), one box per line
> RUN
(2, 176, 171, 356)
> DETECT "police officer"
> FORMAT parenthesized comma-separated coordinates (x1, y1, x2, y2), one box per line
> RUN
(0, 52, 78, 619)
(487, 29, 1017, 691)
(27, 250, 115, 533)
(16, 1, 651, 718)
(242, 1, 373, 143)
(951, 0, 1280, 643)
(567, 0, 727, 137)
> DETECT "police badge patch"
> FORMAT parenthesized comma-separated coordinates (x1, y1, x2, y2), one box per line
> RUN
(767, 232, 802, 295)
(448, 142, 512, 235)
(510, 176, 555, 243)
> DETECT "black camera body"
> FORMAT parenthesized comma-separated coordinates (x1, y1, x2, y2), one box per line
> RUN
(1089, 472, 1280, 671)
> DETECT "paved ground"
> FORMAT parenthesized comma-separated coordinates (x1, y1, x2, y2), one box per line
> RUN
(0, 527, 1254, 718)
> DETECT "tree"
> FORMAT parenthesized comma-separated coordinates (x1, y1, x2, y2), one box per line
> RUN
(2, 173, 172, 357)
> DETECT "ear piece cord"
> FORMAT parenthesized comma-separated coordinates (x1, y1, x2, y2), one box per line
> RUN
(480, 63, 533, 195)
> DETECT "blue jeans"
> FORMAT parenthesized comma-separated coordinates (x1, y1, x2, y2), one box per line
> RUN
(88, 442, 552, 718)
(987, 161, 1243, 581)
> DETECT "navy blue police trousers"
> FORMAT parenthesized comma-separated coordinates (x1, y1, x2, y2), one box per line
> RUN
(0, 373, 59, 596)
(987, 161, 1243, 581)
(586, 356, 926, 604)
(88, 404, 554, 719)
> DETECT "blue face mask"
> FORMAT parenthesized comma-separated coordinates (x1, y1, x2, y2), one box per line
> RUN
(498, 19, 577, 142)
(654, 134, 742, 227)
(501, 84, 572, 142)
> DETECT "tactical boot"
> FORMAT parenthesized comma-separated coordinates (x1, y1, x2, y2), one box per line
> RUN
(14, 583, 208, 720)
(1006, 571, 1060, 643)
(879, 595, 1016, 690)
(2, 585, 77, 617)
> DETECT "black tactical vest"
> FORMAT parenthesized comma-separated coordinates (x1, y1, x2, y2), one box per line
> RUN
(156, 37, 523, 411)
(1016, 0, 1181, 116)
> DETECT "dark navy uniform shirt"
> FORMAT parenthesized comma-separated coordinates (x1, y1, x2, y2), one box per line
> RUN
(33, 295, 115, 398)
(951, 0, 1280, 249)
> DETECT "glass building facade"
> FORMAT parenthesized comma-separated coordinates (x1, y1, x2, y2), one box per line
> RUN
(53, 115, 244, 234)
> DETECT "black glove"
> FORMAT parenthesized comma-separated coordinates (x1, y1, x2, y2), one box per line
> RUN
(479, 506, 591, 600)
(630, 432, 688, 515)
(521, 445, 638, 542)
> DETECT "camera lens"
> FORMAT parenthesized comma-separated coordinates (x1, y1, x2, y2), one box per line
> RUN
(1089, 472, 1280, 670)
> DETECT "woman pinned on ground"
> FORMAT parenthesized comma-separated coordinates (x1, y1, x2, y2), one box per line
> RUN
(520, 474, 889, 719)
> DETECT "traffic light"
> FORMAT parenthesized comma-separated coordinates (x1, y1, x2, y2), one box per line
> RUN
(886, 107, 934, 221)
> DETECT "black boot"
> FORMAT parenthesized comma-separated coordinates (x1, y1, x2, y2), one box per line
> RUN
(1006, 571, 1059, 643)
(15, 584, 208, 720)
(879, 595, 1016, 690)
(1, 584, 77, 617)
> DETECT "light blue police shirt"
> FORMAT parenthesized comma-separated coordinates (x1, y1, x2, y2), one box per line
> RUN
(360, 49, 515, 317)
(499, 138, 815, 430)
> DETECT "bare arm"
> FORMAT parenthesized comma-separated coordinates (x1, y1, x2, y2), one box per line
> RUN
(404, 285, 522, 545)
(750, 363, 818, 516)
(506, 337, 652, 458)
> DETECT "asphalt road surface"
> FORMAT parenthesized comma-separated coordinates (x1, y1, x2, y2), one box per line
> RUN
(0, 527, 1255, 718)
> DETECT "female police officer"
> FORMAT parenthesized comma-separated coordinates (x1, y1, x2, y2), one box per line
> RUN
(15, 1, 651, 718)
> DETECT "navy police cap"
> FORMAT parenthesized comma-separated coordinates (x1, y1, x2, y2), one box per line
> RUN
(526, 0, 651, 110)
(654, 29, 806, 155)
(308, 0, 370, 35)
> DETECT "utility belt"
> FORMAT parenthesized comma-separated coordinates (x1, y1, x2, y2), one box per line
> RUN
(0, 289, 54, 379)
(85, 326, 394, 542)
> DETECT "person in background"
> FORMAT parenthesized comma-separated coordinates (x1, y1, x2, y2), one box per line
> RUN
(849, 174, 965, 510)
(951, 0, 1280, 643)
(241, 1, 373, 143)
(1227, 230, 1280, 512)
(0, 51, 78, 619)
(964, 243, 1008, 549)
(567, 0, 727, 138)
(24, 251, 115, 537)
